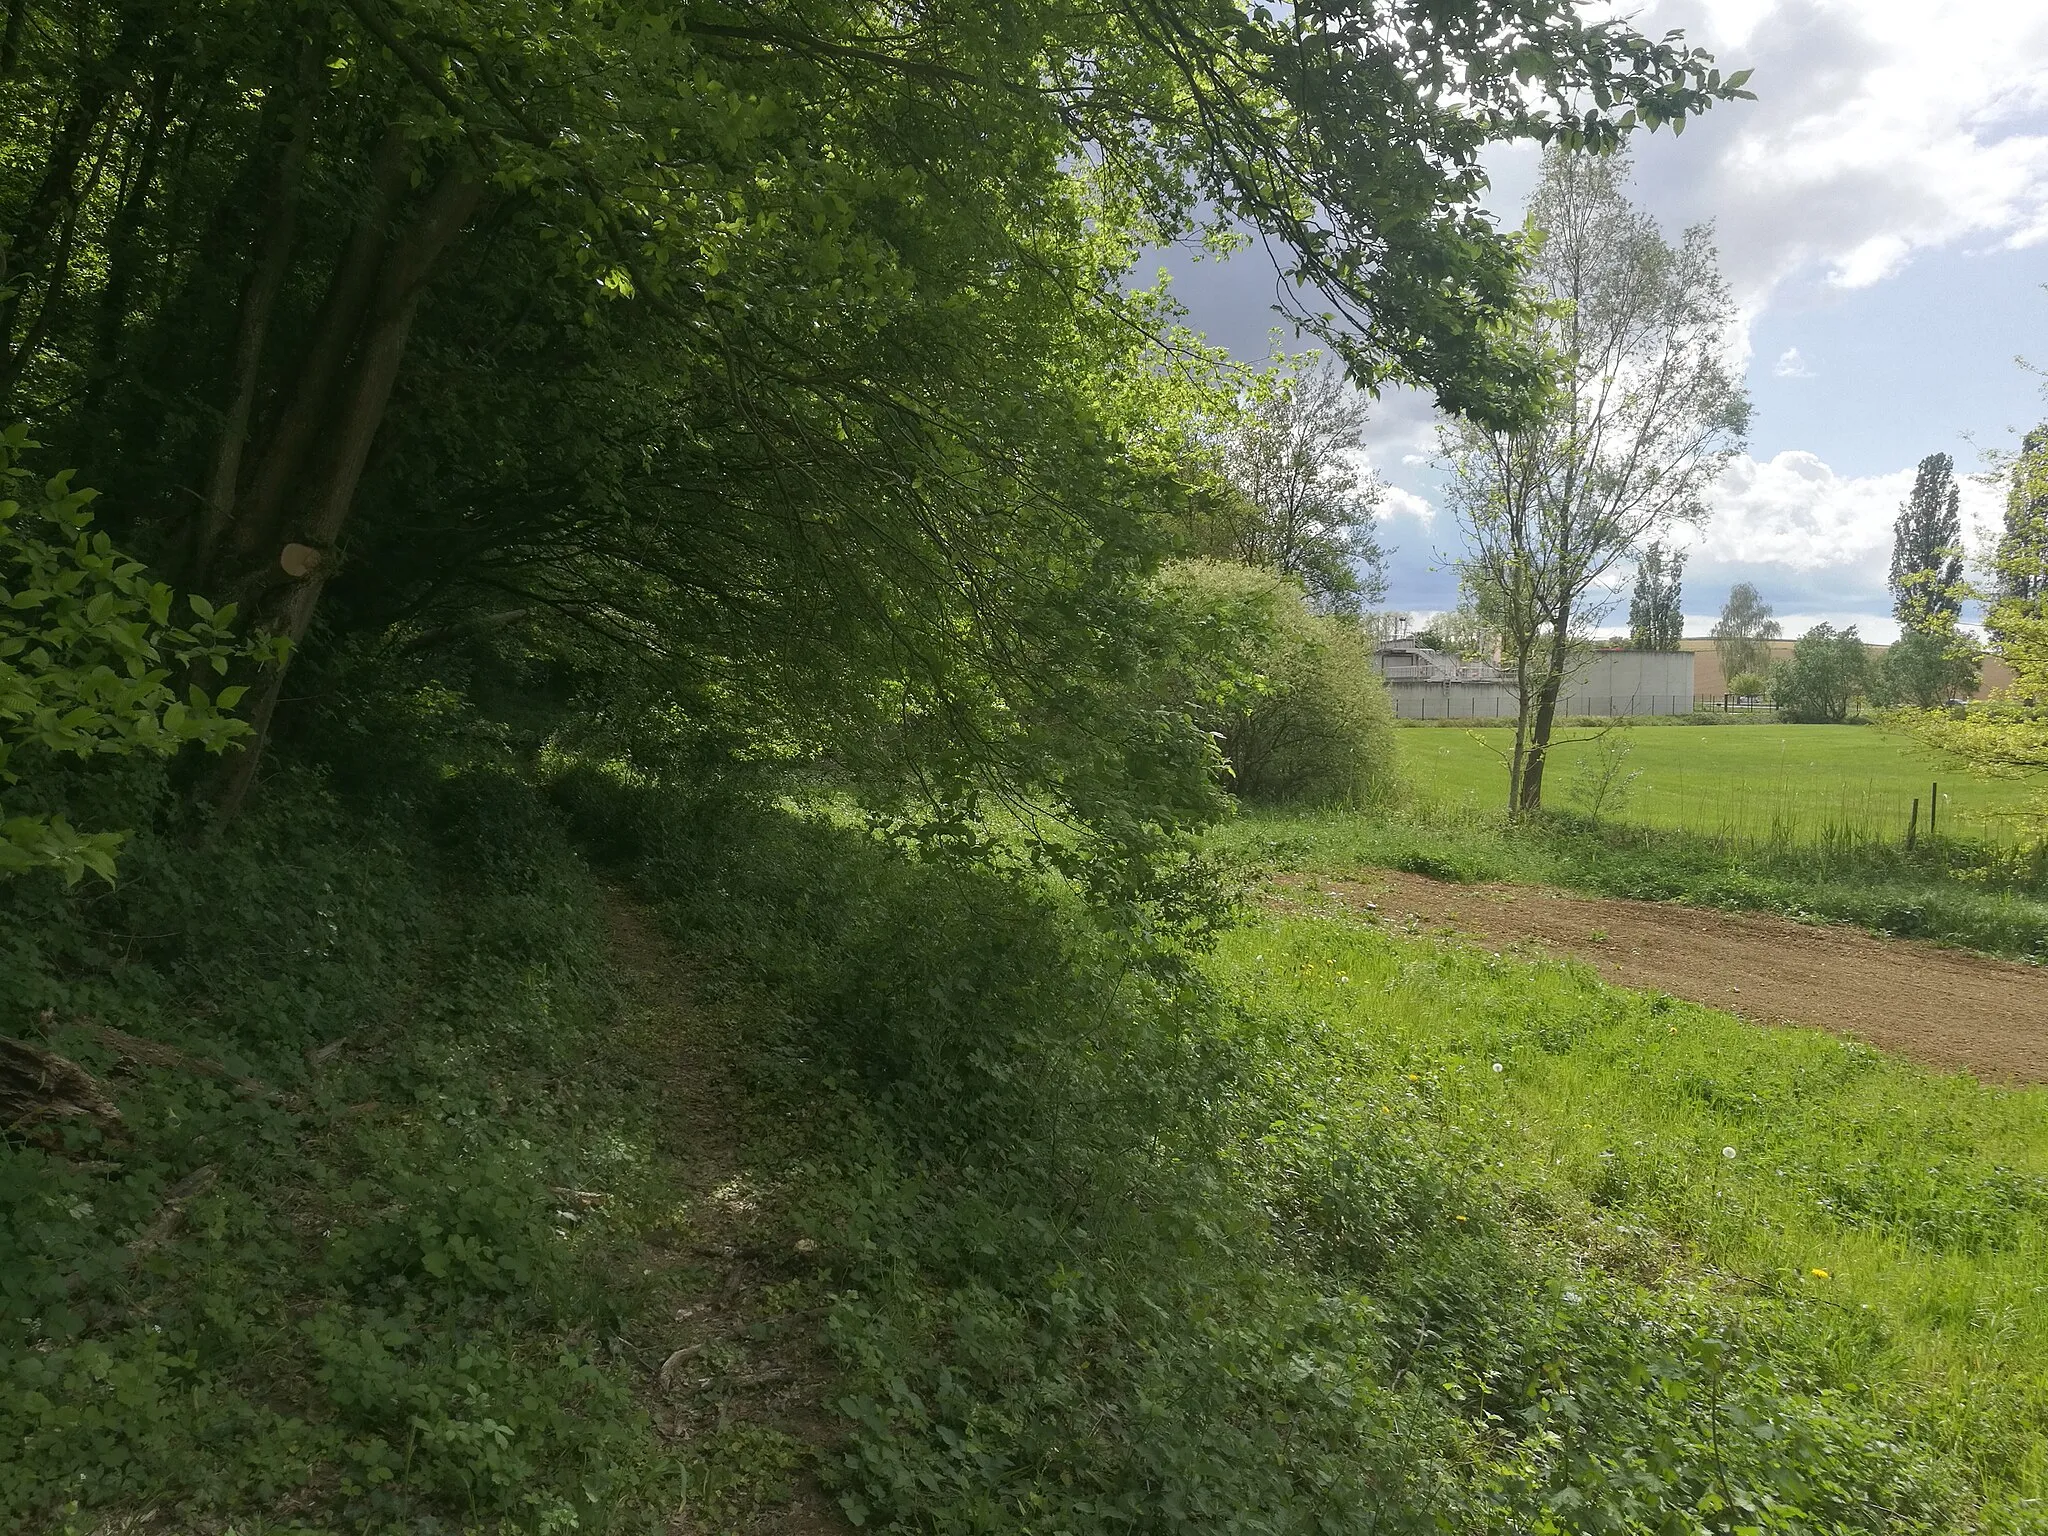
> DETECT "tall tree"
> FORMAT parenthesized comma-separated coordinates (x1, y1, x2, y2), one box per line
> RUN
(1195, 353, 1387, 615)
(0, 0, 1751, 851)
(1712, 582, 1780, 681)
(1628, 543, 1686, 650)
(1889, 452, 1966, 631)
(1446, 148, 1749, 813)
(1994, 426, 2048, 623)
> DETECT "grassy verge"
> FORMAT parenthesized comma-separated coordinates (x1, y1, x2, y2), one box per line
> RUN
(1212, 803, 2048, 961)
(564, 764, 2045, 1534)
(1213, 901, 2048, 1521)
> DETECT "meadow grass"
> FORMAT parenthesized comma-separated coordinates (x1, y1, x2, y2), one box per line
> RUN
(1401, 723, 2043, 849)
(1210, 900, 2048, 1518)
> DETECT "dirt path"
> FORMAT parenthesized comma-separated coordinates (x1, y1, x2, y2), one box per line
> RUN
(1280, 870, 2048, 1084)
(602, 893, 850, 1535)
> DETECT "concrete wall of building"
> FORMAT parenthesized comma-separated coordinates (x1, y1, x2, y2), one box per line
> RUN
(1385, 650, 1695, 720)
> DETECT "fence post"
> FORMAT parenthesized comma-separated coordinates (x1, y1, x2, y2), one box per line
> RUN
(1930, 781, 1938, 842)
(1907, 797, 1919, 851)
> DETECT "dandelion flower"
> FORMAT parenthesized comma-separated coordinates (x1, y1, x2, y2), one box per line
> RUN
(1811, 1267, 1830, 1279)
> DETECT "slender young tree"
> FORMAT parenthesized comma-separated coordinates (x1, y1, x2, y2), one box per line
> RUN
(1628, 543, 1686, 650)
(1197, 353, 1388, 615)
(1889, 452, 1966, 630)
(1446, 148, 1749, 812)
(1995, 426, 2048, 619)
(1712, 582, 1780, 682)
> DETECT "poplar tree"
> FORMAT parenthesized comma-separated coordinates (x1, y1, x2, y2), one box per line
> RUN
(1995, 427, 2048, 618)
(1889, 453, 1966, 630)
(1628, 544, 1686, 650)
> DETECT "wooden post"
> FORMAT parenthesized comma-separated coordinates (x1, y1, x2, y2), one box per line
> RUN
(1907, 797, 1919, 851)
(1930, 782, 1938, 842)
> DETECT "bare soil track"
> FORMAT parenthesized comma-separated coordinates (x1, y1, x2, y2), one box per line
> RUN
(1280, 870, 2048, 1085)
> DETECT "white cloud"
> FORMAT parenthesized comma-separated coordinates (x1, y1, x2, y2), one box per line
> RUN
(1674, 449, 2001, 633)
(1608, 0, 2048, 305)
(1773, 346, 1815, 378)
(1380, 485, 1435, 521)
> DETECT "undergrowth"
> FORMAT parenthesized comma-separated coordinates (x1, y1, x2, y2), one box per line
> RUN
(556, 762, 2013, 1535)
(0, 726, 705, 1532)
(12, 722, 2046, 1534)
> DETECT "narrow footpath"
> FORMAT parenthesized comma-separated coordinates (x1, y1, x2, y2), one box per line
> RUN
(1282, 869, 2048, 1084)
(602, 892, 850, 1535)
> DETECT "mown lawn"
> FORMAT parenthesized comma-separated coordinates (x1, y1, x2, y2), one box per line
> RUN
(1399, 723, 2042, 848)
(1210, 899, 2048, 1518)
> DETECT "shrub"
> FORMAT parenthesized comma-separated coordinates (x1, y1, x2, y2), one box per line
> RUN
(1772, 624, 1871, 723)
(1726, 669, 1768, 699)
(1158, 560, 1398, 806)
(1872, 627, 1981, 708)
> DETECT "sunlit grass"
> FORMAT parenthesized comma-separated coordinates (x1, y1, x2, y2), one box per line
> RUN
(1211, 902, 2048, 1512)
(1399, 724, 2044, 849)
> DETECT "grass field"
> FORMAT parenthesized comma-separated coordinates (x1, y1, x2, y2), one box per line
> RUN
(1399, 724, 2043, 849)
(1208, 902, 2048, 1524)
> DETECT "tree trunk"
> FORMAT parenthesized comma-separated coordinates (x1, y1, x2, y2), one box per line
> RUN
(208, 163, 486, 826)
(224, 126, 410, 577)
(84, 61, 177, 410)
(0, 18, 139, 393)
(193, 58, 320, 585)
(1515, 620, 1574, 814)
(0, 0, 28, 80)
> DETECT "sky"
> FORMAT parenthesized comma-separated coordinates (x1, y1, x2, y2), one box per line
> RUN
(1157, 0, 2048, 640)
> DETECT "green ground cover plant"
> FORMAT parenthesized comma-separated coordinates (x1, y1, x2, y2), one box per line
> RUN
(0, 717, 763, 1533)
(1208, 904, 2048, 1525)
(562, 765, 2044, 1535)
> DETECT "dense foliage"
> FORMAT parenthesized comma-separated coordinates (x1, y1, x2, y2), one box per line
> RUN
(0, 0, 1751, 875)
(1772, 625, 1871, 725)
(0, 430, 273, 880)
(1159, 560, 1399, 807)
